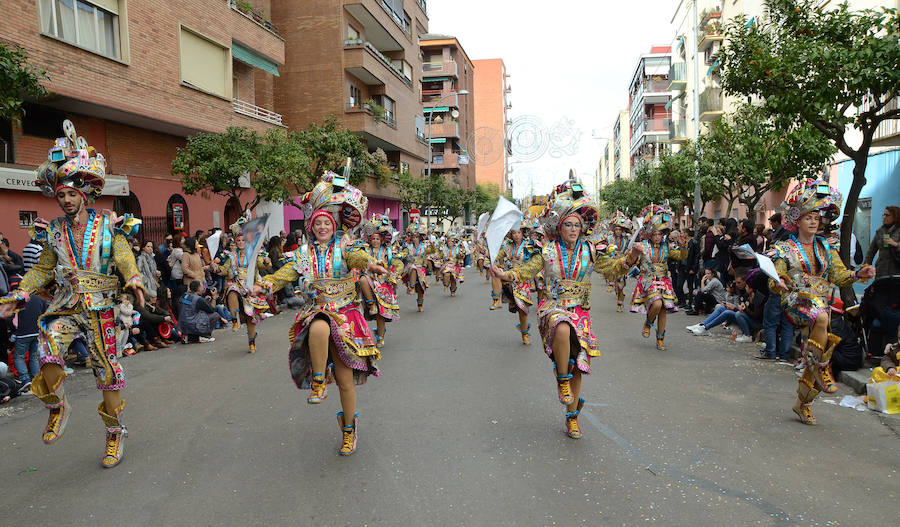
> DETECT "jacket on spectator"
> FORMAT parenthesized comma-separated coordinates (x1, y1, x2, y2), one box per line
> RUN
(1, 248, 24, 277)
(136, 251, 159, 298)
(864, 224, 900, 278)
(168, 247, 184, 280)
(181, 251, 205, 285)
(701, 277, 726, 304)
(701, 230, 716, 261)
(155, 250, 172, 283)
(177, 292, 215, 336)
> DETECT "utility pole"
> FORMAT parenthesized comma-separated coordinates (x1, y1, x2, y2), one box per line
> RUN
(691, 0, 702, 225)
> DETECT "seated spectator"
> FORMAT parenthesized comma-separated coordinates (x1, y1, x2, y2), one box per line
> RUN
(0, 238, 24, 280)
(687, 268, 725, 315)
(135, 291, 173, 349)
(205, 287, 234, 329)
(687, 273, 763, 342)
(686, 281, 744, 336)
(178, 280, 220, 343)
(12, 290, 49, 390)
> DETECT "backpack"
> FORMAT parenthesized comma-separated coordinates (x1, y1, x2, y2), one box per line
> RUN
(829, 316, 863, 374)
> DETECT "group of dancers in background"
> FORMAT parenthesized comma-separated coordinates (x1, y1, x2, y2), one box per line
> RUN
(0, 120, 875, 466)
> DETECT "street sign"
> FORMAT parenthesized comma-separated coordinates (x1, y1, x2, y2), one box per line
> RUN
(459, 155, 469, 165)
(409, 208, 421, 221)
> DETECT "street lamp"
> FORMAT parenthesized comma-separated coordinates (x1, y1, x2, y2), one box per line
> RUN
(425, 89, 469, 227)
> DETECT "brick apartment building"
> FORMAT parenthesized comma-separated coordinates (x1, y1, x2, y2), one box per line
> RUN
(272, 0, 430, 231)
(472, 58, 511, 194)
(0, 0, 286, 249)
(419, 34, 475, 202)
(628, 47, 672, 169)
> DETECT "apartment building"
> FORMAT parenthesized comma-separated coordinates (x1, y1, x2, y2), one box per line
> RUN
(472, 58, 512, 194)
(0, 0, 285, 248)
(420, 34, 475, 196)
(628, 47, 673, 169)
(272, 0, 430, 230)
(611, 110, 631, 182)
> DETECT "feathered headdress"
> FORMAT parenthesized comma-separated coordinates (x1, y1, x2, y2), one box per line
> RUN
(300, 170, 368, 233)
(540, 179, 598, 238)
(781, 178, 841, 232)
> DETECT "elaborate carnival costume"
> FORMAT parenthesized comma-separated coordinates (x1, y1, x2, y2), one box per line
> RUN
(606, 211, 633, 312)
(220, 216, 269, 353)
(474, 236, 490, 280)
(359, 213, 403, 348)
(402, 223, 434, 312)
(771, 179, 873, 425)
(0, 120, 143, 467)
(495, 221, 538, 344)
(440, 231, 466, 296)
(260, 173, 382, 455)
(496, 180, 622, 438)
(625, 204, 686, 350)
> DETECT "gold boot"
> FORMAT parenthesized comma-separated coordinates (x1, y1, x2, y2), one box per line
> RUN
(803, 338, 829, 391)
(31, 372, 70, 444)
(308, 372, 327, 404)
(337, 411, 358, 456)
(565, 398, 586, 439)
(248, 337, 256, 354)
(98, 401, 127, 468)
(518, 323, 531, 345)
(793, 376, 820, 425)
(819, 334, 842, 394)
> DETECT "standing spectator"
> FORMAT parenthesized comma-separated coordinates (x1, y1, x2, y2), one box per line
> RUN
(864, 206, 900, 279)
(679, 228, 700, 308)
(167, 233, 184, 294)
(21, 237, 43, 273)
(0, 238, 24, 278)
(283, 232, 299, 252)
(134, 291, 172, 349)
(154, 242, 171, 291)
(768, 212, 790, 243)
(754, 224, 768, 252)
(738, 219, 758, 252)
(178, 280, 220, 343)
(136, 241, 160, 299)
(12, 291, 48, 390)
(698, 217, 716, 270)
(180, 237, 205, 291)
(715, 219, 738, 280)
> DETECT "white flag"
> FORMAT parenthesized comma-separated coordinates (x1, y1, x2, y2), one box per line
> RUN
(206, 230, 222, 263)
(486, 196, 523, 264)
(475, 212, 490, 239)
(241, 214, 272, 290)
(754, 253, 780, 282)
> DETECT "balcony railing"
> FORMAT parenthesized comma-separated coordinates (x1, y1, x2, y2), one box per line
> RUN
(422, 90, 459, 106)
(416, 0, 427, 13)
(699, 88, 724, 120)
(345, 101, 397, 128)
(379, 0, 411, 36)
(229, 0, 280, 36)
(423, 61, 458, 77)
(668, 62, 687, 90)
(643, 118, 671, 133)
(632, 78, 670, 105)
(233, 98, 283, 126)
(344, 39, 412, 87)
(863, 95, 900, 144)
(668, 119, 688, 142)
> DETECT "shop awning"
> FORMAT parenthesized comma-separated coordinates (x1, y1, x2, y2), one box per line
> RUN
(426, 77, 450, 81)
(706, 58, 720, 76)
(429, 138, 446, 143)
(232, 43, 280, 77)
(426, 106, 449, 112)
(0, 166, 129, 196)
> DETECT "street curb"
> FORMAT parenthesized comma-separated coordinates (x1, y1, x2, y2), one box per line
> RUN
(839, 369, 872, 395)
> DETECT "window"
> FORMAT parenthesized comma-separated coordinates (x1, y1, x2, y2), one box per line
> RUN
(39, 0, 121, 60)
(19, 211, 38, 229)
(21, 103, 66, 139)
(179, 27, 229, 98)
(347, 25, 359, 40)
(349, 84, 362, 108)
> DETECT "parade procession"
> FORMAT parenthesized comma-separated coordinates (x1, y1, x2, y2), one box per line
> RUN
(2, 0, 900, 525)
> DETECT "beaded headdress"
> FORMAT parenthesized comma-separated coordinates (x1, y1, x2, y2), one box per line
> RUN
(540, 179, 598, 238)
(638, 203, 674, 235)
(300, 171, 368, 232)
(781, 178, 841, 232)
(610, 210, 633, 232)
(35, 119, 106, 202)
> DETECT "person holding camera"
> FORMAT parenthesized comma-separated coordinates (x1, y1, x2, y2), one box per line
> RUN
(864, 206, 900, 279)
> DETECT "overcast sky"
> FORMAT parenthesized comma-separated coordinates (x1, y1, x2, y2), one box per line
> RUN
(427, 0, 678, 197)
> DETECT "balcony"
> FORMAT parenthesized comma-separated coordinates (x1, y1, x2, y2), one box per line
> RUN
(668, 118, 689, 143)
(344, 39, 412, 88)
(229, 0, 280, 37)
(630, 118, 671, 154)
(422, 89, 459, 107)
(667, 62, 687, 91)
(427, 120, 459, 138)
(378, 0, 411, 36)
(423, 60, 458, 78)
(872, 96, 900, 147)
(631, 78, 671, 109)
(343, 1, 406, 53)
(233, 98, 283, 126)
(430, 152, 459, 170)
(699, 88, 724, 121)
(698, 14, 724, 53)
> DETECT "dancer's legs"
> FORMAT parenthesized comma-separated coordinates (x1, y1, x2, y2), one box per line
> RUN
(331, 346, 356, 427)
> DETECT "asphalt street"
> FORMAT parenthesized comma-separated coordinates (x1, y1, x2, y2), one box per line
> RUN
(1, 271, 898, 526)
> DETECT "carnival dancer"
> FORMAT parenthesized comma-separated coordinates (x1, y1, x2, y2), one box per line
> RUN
(492, 180, 622, 439)
(358, 214, 403, 348)
(624, 204, 686, 351)
(402, 224, 433, 312)
(427, 231, 444, 286)
(495, 221, 538, 345)
(260, 172, 387, 455)
(769, 179, 874, 425)
(607, 211, 633, 312)
(220, 217, 270, 353)
(0, 120, 143, 468)
(440, 232, 466, 296)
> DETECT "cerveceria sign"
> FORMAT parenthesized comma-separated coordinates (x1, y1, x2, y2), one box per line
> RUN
(0, 166, 130, 195)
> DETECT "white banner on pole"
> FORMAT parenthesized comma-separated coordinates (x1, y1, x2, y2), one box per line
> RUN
(486, 196, 523, 264)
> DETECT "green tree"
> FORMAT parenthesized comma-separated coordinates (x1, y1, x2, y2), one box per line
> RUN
(473, 182, 500, 216)
(646, 142, 721, 216)
(597, 177, 656, 215)
(720, 0, 900, 263)
(294, 117, 381, 189)
(0, 43, 49, 123)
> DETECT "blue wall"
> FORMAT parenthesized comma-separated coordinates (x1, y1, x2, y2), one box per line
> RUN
(835, 148, 900, 248)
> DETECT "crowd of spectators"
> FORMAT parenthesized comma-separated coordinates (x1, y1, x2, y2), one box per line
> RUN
(667, 206, 900, 365)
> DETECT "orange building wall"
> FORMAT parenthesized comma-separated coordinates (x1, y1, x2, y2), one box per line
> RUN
(473, 58, 507, 192)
